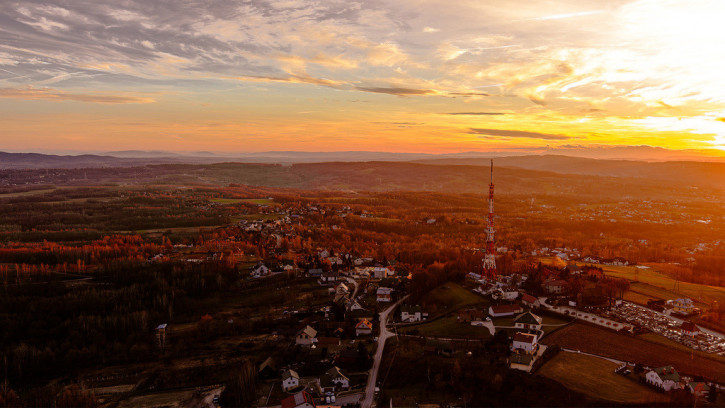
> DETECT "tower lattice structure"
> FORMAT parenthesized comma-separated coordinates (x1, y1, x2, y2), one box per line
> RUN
(482, 160, 497, 279)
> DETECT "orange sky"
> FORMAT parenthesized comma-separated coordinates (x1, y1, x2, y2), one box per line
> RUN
(0, 0, 724, 158)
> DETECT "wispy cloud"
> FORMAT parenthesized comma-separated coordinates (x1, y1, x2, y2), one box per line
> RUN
(0, 87, 154, 104)
(446, 112, 506, 116)
(468, 128, 570, 140)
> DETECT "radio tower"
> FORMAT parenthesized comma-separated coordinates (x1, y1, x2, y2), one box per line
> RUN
(482, 160, 497, 279)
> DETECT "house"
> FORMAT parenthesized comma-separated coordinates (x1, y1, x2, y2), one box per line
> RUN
(679, 321, 700, 337)
(671, 298, 695, 315)
(376, 287, 393, 302)
(258, 356, 278, 379)
(282, 369, 300, 392)
(458, 308, 486, 323)
(401, 305, 423, 322)
(521, 293, 540, 309)
(509, 353, 534, 371)
(320, 270, 339, 283)
(688, 382, 710, 397)
(645, 366, 681, 391)
(252, 263, 270, 278)
(488, 304, 524, 317)
(543, 279, 568, 294)
(281, 391, 316, 408)
(513, 312, 543, 331)
(372, 266, 391, 279)
(295, 325, 318, 346)
(307, 268, 323, 278)
(511, 332, 538, 354)
(319, 366, 350, 393)
(355, 319, 373, 336)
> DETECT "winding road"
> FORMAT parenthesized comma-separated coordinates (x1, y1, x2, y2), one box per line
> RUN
(360, 295, 409, 408)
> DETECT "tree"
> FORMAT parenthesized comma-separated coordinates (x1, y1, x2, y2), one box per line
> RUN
(220, 359, 257, 407)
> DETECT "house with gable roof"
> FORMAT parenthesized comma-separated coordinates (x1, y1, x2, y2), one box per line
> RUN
(645, 366, 681, 391)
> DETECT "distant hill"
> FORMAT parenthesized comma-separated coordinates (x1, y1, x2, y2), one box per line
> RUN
(416, 155, 725, 189)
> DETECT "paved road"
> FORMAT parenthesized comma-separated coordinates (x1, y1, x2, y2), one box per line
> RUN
(360, 295, 409, 408)
(345, 277, 360, 299)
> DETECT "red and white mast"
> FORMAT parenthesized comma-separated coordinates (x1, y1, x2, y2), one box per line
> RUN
(482, 160, 497, 279)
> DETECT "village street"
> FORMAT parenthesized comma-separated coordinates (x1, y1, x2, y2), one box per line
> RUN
(360, 295, 409, 408)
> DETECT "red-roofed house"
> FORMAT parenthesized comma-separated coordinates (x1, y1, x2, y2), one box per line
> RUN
(543, 280, 568, 295)
(680, 321, 700, 337)
(511, 332, 538, 354)
(488, 304, 524, 317)
(281, 391, 316, 408)
(521, 293, 540, 308)
(355, 319, 373, 336)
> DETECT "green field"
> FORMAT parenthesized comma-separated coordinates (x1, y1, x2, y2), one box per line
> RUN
(420, 282, 489, 316)
(538, 351, 670, 404)
(234, 213, 285, 221)
(210, 197, 275, 205)
(403, 316, 492, 339)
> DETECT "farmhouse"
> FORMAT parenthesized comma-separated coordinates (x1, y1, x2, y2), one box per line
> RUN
(376, 287, 393, 302)
(281, 391, 316, 408)
(511, 332, 538, 354)
(295, 325, 318, 346)
(645, 366, 681, 391)
(513, 311, 543, 330)
(355, 319, 373, 336)
(488, 304, 523, 318)
(282, 369, 300, 392)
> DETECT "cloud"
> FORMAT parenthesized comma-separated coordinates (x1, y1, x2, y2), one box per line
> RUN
(0, 87, 154, 104)
(354, 86, 434, 96)
(446, 112, 506, 116)
(717, 118, 725, 123)
(468, 128, 571, 140)
(422, 27, 439, 33)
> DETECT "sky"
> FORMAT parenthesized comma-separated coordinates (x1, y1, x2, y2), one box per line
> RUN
(1, 0, 725, 158)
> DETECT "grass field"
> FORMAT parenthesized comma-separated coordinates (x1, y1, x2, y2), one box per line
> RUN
(538, 351, 670, 404)
(541, 322, 725, 382)
(420, 282, 489, 317)
(540, 257, 725, 308)
(403, 316, 492, 339)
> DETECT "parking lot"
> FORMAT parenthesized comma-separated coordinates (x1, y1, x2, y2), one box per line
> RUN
(603, 302, 725, 356)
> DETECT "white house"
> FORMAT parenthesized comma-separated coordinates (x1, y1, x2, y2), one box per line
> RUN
(319, 366, 350, 393)
(645, 366, 681, 391)
(295, 325, 318, 346)
(513, 312, 543, 331)
(511, 332, 538, 354)
(252, 264, 270, 278)
(376, 287, 393, 302)
(401, 305, 423, 322)
(355, 319, 373, 336)
(372, 266, 391, 279)
(488, 304, 523, 317)
(282, 369, 300, 391)
(521, 293, 540, 309)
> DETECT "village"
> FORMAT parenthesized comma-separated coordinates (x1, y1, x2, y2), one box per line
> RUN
(2, 183, 725, 408)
